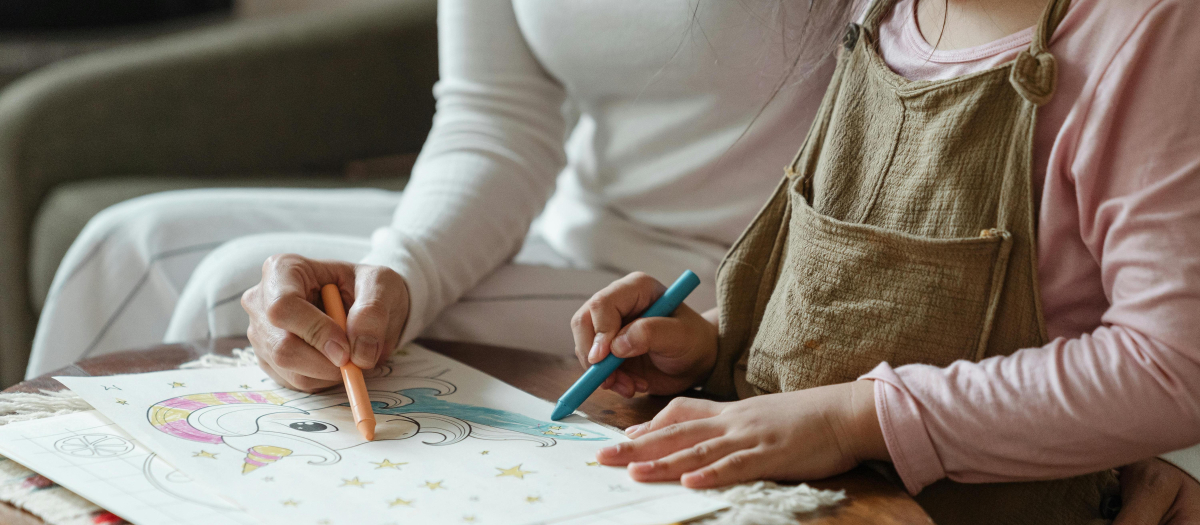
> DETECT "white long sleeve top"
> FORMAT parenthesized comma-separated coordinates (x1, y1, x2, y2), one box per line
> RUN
(361, 0, 834, 341)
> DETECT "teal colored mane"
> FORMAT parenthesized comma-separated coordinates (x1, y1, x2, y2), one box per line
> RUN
(369, 388, 607, 441)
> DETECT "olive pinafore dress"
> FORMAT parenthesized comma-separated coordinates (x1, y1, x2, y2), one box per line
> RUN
(704, 0, 1119, 522)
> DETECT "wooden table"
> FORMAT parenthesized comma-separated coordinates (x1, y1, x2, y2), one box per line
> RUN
(3, 338, 933, 525)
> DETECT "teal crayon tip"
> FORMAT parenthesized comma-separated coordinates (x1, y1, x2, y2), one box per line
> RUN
(550, 401, 573, 421)
(550, 270, 701, 421)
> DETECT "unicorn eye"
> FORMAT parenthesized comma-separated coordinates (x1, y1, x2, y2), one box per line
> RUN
(285, 421, 337, 433)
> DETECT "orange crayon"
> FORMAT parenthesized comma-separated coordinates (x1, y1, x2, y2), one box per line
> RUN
(320, 283, 376, 441)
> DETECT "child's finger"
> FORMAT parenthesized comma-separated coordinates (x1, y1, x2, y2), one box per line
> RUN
(570, 307, 596, 369)
(627, 397, 724, 438)
(612, 371, 636, 398)
(601, 374, 617, 390)
(680, 449, 764, 489)
(627, 436, 749, 483)
(597, 419, 722, 465)
(610, 315, 694, 360)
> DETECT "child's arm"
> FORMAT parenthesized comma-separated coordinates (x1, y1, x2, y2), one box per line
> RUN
(570, 272, 719, 398)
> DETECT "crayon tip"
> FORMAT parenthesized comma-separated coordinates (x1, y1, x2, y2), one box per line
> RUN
(550, 402, 573, 421)
(358, 420, 376, 441)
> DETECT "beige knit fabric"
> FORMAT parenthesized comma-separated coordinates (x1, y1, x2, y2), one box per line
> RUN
(704, 0, 1119, 523)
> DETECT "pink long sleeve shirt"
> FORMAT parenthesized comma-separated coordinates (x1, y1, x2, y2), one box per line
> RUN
(860, 0, 1200, 495)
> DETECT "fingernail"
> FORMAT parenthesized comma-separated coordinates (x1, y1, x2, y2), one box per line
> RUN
(611, 335, 630, 357)
(324, 340, 349, 365)
(625, 424, 643, 436)
(635, 378, 648, 392)
(588, 333, 604, 363)
(352, 336, 379, 368)
(598, 446, 618, 458)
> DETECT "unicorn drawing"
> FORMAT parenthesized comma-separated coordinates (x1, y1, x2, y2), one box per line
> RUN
(146, 376, 605, 474)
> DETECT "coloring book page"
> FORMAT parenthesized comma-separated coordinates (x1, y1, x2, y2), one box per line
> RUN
(0, 410, 257, 525)
(60, 345, 727, 525)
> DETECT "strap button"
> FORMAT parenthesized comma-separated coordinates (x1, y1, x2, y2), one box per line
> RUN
(843, 23, 861, 50)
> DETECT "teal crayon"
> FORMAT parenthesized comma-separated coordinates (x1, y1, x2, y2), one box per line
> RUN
(550, 270, 701, 421)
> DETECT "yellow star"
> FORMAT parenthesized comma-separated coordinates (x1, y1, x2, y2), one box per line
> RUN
(571, 433, 586, 438)
(341, 477, 372, 488)
(193, 450, 217, 459)
(525, 495, 541, 504)
(115, 399, 128, 405)
(479, 450, 489, 455)
(422, 480, 445, 491)
(317, 520, 331, 525)
(541, 431, 559, 436)
(169, 382, 185, 388)
(496, 464, 534, 480)
(239, 384, 250, 389)
(585, 461, 599, 467)
(387, 497, 413, 508)
(462, 516, 476, 523)
(281, 499, 300, 507)
(372, 459, 407, 470)
(548, 426, 564, 430)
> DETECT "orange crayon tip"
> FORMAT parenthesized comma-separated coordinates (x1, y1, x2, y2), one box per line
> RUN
(358, 420, 376, 442)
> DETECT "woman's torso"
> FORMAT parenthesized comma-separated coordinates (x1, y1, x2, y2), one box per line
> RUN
(512, 1, 837, 290)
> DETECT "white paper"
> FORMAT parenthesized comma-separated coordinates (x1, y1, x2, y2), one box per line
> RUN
(0, 410, 257, 525)
(59, 344, 726, 525)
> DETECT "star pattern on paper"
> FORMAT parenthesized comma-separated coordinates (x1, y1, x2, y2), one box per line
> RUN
(525, 495, 541, 504)
(496, 465, 534, 480)
(341, 477, 372, 488)
(316, 520, 331, 525)
(585, 461, 599, 467)
(193, 450, 217, 459)
(571, 433, 586, 438)
(239, 384, 251, 389)
(115, 399, 128, 405)
(169, 382, 186, 388)
(103, 385, 121, 391)
(548, 426, 564, 430)
(541, 431, 559, 436)
(281, 499, 300, 507)
(387, 497, 413, 508)
(372, 459, 407, 470)
(422, 480, 446, 491)
(463, 516, 477, 523)
(479, 450, 489, 455)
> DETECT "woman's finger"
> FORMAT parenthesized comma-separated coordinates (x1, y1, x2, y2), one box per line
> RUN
(597, 419, 723, 465)
(612, 370, 636, 398)
(628, 436, 750, 482)
(265, 332, 343, 383)
(626, 397, 724, 438)
(347, 265, 408, 369)
(1114, 460, 1183, 525)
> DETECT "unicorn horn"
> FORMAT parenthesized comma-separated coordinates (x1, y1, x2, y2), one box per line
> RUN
(242, 445, 292, 474)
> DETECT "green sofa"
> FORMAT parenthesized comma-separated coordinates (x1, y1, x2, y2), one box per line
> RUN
(0, 0, 439, 387)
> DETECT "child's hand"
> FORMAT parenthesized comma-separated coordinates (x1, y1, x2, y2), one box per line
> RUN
(570, 272, 718, 398)
(596, 380, 889, 488)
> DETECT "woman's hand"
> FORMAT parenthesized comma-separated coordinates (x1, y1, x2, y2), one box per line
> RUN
(242, 254, 410, 392)
(570, 272, 718, 398)
(597, 380, 888, 488)
(1115, 458, 1200, 525)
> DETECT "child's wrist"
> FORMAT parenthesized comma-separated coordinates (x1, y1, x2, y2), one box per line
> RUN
(847, 379, 891, 463)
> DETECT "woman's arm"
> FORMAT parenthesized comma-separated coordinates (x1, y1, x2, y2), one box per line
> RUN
(359, 0, 568, 344)
(863, 0, 1200, 495)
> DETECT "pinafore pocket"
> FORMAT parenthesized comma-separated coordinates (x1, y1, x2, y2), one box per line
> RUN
(746, 177, 1014, 393)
